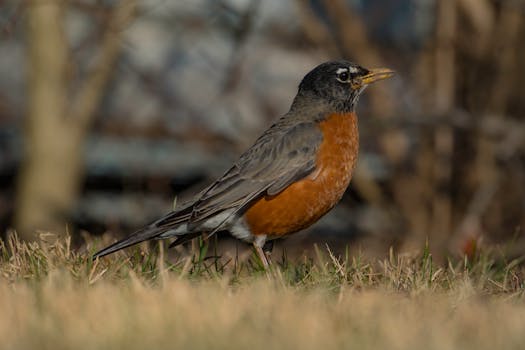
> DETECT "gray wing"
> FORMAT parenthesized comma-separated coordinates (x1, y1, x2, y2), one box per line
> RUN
(188, 120, 323, 228)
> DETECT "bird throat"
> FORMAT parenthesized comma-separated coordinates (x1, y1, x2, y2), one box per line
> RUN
(339, 86, 366, 113)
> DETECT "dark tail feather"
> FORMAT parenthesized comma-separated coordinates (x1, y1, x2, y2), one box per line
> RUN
(92, 225, 164, 259)
(93, 202, 195, 259)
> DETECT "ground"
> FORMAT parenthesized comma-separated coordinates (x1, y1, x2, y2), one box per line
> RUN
(1, 233, 524, 350)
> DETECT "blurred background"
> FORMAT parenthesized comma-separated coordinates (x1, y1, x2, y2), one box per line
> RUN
(1, 0, 524, 262)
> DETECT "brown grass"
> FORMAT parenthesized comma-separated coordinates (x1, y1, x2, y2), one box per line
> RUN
(1, 233, 524, 350)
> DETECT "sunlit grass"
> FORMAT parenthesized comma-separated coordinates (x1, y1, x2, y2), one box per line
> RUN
(1, 232, 524, 349)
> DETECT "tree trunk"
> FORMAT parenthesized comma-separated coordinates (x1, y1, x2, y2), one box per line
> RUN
(15, 0, 135, 240)
(15, 0, 76, 239)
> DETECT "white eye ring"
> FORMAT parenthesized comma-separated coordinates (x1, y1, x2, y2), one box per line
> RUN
(336, 68, 350, 83)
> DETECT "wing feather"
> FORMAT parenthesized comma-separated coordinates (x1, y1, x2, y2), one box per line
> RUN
(188, 120, 323, 227)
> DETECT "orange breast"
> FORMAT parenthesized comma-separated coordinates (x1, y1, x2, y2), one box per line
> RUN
(244, 112, 359, 237)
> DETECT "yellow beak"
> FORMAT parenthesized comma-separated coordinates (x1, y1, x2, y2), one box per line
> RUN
(361, 68, 395, 85)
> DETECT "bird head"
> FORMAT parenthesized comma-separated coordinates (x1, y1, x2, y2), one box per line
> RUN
(294, 60, 394, 113)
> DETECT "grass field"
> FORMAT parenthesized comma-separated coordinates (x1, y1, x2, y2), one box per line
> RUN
(1, 233, 524, 350)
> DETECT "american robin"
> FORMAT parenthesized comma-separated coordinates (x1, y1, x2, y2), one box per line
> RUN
(93, 60, 394, 267)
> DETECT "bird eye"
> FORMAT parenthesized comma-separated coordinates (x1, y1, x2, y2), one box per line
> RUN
(336, 69, 350, 83)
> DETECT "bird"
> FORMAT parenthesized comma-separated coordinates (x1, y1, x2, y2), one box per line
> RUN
(93, 60, 394, 267)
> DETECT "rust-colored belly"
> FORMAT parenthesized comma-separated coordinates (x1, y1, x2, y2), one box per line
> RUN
(244, 112, 359, 237)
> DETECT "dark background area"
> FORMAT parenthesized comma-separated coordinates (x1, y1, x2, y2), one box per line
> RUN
(1, 0, 524, 261)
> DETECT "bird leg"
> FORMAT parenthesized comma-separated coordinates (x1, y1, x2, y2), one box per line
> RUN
(253, 244, 269, 269)
(253, 235, 270, 269)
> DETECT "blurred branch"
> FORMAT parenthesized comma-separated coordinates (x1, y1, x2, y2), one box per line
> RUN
(457, 0, 493, 34)
(429, 0, 457, 258)
(429, 125, 454, 258)
(71, 0, 136, 131)
(294, 0, 338, 54)
(457, 0, 493, 55)
(487, 4, 522, 113)
(435, 0, 456, 112)
(221, 0, 261, 93)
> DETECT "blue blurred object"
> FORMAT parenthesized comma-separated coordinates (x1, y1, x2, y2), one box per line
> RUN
(362, 0, 435, 47)
(309, 0, 435, 48)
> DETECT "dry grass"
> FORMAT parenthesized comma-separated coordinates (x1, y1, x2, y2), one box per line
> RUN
(1, 233, 524, 350)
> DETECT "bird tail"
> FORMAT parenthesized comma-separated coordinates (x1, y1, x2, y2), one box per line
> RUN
(92, 225, 167, 259)
(93, 204, 194, 259)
